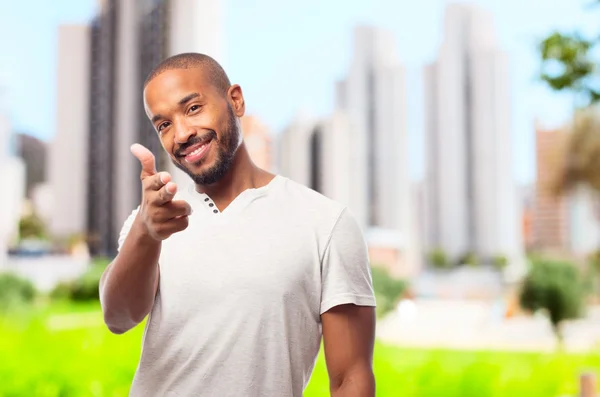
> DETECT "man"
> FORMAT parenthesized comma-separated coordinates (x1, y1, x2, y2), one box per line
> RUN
(99, 52, 376, 396)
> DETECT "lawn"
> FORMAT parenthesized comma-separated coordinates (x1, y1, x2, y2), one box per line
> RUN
(1, 302, 599, 397)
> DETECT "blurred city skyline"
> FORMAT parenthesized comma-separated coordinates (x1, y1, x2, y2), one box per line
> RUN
(1, 0, 598, 185)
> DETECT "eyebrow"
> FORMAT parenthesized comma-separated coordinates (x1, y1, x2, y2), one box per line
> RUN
(151, 93, 202, 124)
(178, 92, 201, 106)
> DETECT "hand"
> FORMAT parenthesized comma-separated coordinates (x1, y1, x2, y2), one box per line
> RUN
(130, 143, 192, 241)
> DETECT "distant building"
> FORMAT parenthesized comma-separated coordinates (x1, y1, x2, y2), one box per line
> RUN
(335, 25, 410, 233)
(14, 133, 47, 198)
(51, 0, 224, 256)
(0, 106, 26, 265)
(49, 24, 90, 241)
(278, 26, 421, 277)
(531, 123, 569, 252)
(423, 3, 523, 265)
(531, 121, 600, 256)
(241, 115, 273, 171)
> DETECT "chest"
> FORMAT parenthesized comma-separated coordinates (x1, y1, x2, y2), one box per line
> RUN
(157, 213, 323, 319)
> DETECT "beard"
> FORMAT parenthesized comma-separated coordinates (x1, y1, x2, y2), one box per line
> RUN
(171, 106, 240, 185)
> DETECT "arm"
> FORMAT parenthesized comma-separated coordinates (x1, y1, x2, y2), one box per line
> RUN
(319, 207, 377, 396)
(99, 212, 161, 334)
(322, 304, 376, 397)
(99, 144, 190, 334)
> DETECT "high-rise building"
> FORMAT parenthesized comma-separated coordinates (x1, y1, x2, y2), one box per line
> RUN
(278, 26, 421, 276)
(278, 111, 357, 211)
(531, 123, 569, 251)
(423, 3, 523, 264)
(241, 115, 273, 171)
(532, 121, 600, 256)
(165, 0, 225, 187)
(14, 133, 47, 198)
(50, 24, 90, 241)
(335, 25, 410, 232)
(0, 101, 25, 266)
(52, 0, 223, 256)
(278, 112, 317, 189)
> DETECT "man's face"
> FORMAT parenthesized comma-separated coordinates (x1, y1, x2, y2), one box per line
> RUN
(143, 68, 243, 185)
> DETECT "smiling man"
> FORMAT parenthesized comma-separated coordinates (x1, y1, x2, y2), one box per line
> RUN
(99, 52, 376, 397)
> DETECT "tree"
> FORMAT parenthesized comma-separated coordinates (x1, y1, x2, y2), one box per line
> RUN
(538, 3, 600, 251)
(519, 259, 585, 349)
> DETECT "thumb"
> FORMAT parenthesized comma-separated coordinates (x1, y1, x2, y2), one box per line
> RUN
(130, 143, 157, 177)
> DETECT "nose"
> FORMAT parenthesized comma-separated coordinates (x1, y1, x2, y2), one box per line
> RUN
(173, 120, 196, 144)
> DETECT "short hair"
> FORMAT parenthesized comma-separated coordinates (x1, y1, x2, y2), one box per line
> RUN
(144, 53, 231, 95)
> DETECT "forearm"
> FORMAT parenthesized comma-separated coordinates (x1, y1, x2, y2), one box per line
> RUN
(330, 366, 375, 397)
(100, 215, 161, 334)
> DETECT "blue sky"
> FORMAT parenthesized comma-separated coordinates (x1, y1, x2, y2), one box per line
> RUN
(2, 0, 598, 183)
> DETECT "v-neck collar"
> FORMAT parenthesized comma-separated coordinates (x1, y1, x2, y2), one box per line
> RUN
(186, 175, 283, 217)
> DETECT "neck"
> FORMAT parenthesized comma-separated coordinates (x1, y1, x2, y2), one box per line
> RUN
(195, 142, 274, 210)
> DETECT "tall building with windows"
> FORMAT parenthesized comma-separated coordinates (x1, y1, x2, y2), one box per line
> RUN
(423, 3, 523, 265)
(531, 122, 569, 251)
(0, 96, 25, 265)
(51, 0, 224, 256)
(278, 26, 421, 276)
(335, 25, 410, 232)
(165, 0, 225, 187)
(50, 24, 91, 241)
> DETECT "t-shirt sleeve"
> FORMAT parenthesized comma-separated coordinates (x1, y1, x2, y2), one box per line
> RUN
(117, 206, 140, 252)
(320, 207, 376, 314)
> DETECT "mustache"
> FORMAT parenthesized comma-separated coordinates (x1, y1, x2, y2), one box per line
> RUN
(174, 131, 217, 157)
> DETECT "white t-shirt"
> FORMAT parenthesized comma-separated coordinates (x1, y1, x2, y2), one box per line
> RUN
(117, 175, 376, 397)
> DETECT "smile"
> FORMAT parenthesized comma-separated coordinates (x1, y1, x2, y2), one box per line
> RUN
(181, 139, 213, 163)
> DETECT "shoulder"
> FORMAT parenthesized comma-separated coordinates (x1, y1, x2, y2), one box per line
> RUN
(274, 176, 347, 220)
(271, 176, 361, 241)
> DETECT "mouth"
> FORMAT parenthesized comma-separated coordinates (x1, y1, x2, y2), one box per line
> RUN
(179, 139, 213, 164)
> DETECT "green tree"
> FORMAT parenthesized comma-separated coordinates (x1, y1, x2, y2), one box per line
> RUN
(519, 259, 585, 349)
(538, 3, 600, 253)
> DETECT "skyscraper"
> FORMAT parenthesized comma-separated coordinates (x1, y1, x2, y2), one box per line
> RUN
(50, 24, 91, 240)
(335, 25, 410, 232)
(424, 3, 522, 263)
(531, 122, 569, 251)
(278, 25, 420, 275)
(51, 0, 223, 256)
(165, 0, 225, 187)
(0, 96, 25, 265)
(278, 111, 358, 210)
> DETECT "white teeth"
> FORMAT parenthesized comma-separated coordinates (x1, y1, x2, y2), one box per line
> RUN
(187, 143, 207, 157)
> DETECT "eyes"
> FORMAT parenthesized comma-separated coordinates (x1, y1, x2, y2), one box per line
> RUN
(156, 104, 202, 133)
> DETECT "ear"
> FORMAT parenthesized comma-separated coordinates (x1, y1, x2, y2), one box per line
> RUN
(227, 84, 245, 118)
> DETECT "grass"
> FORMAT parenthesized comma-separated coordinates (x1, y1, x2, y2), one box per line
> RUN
(1, 302, 599, 396)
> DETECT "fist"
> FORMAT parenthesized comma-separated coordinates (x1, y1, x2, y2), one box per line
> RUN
(130, 143, 192, 241)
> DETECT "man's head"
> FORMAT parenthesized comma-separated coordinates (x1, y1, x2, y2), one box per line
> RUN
(143, 53, 245, 185)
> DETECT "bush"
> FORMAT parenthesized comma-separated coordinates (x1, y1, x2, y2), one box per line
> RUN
(492, 255, 508, 270)
(51, 258, 110, 302)
(371, 266, 408, 318)
(457, 251, 479, 267)
(18, 213, 47, 240)
(0, 272, 36, 312)
(427, 248, 450, 269)
(519, 259, 585, 348)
